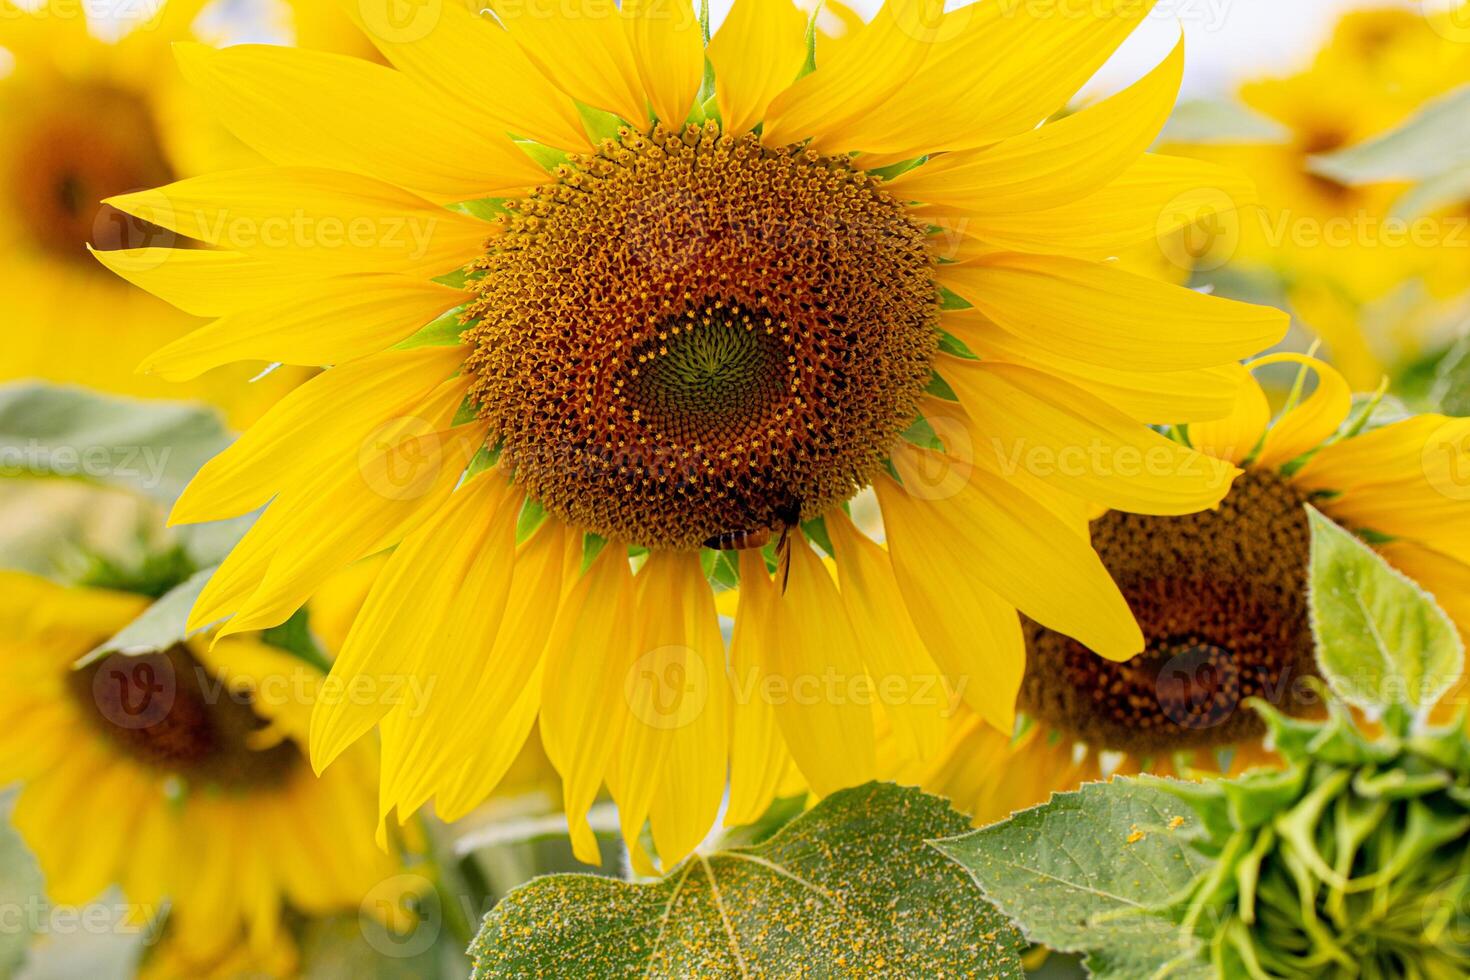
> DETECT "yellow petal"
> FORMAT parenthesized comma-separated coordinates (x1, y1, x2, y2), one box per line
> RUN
(1288, 282, 1387, 392)
(873, 473, 1023, 733)
(725, 550, 797, 825)
(617, 551, 729, 869)
(941, 358, 1240, 515)
(707, 0, 808, 134)
(1250, 354, 1354, 468)
(939, 253, 1286, 372)
(89, 248, 324, 318)
(943, 308, 1243, 424)
(491, 0, 648, 125)
(837, 0, 1159, 156)
(435, 521, 570, 821)
(105, 168, 491, 277)
(767, 534, 876, 796)
(539, 544, 637, 866)
(825, 509, 947, 762)
(933, 154, 1256, 260)
(142, 275, 462, 380)
(889, 441, 1142, 661)
(310, 472, 518, 772)
(888, 40, 1182, 213)
(191, 409, 487, 637)
(1298, 416, 1470, 564)
(341, 0, 588, 151)
(1379, 541, 1470, 642)
(174, 43, 547, 203)
(761, 0, 935, 150)
(172, 346, 466, 525)
(375, 476, 524, 818)
(1187, 364, 1271, 465)
(625, 0, 705, 126)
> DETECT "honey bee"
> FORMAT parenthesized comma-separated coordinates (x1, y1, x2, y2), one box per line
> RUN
(703, 497, 803, 593)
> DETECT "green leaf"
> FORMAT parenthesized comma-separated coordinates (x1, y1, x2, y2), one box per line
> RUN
(0, 382, 231, 506)
(1310, 83, 1470, 184)
(1159, 99, 1290, 145)
(934, 779, 1210, 978)
(1390, 165, 1470, 221)
(1432, 336, 1470, 417)
(469, 783, 1025, 978)
(78, 566, 216, 666)
(1306, 506, 1465, 717)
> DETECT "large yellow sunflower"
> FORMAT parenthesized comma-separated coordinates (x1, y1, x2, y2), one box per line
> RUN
(0, 0, 308, 427)
(0, 571, 399, 974)
(1165, 6, 1470, 387)
(921, 355, 1470, 824)
(98, 0, 1287, 871)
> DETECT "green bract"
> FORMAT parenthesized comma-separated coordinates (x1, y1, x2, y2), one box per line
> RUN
(1156, 700, 1470, 979)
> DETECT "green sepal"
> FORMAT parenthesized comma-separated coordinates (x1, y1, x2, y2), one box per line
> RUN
(516, 139, 570, 172)
(448, 197, 509, 221)
(577, 102, 626, 143)
(394, 305, 469, 350)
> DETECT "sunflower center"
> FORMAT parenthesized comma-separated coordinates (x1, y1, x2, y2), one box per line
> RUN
(8, 83, 176, 261)
(1019, 470, 1318, 754)
(68, 646, 298, 790)
(462, 122, 939, 550)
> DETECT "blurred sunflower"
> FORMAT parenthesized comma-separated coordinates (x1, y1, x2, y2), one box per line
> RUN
(98, 0, 1287, 871)
(923, 355, 1470, 824)
(0, 0, 311, 426)
(1166, 5, 1470, 387)
(0, 571, 399, 974)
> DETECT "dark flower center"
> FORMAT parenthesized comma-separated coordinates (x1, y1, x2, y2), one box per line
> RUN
(1020, 469, 1319, 754)
(462, 122, 939, 550)
(69, 645, 299, 790)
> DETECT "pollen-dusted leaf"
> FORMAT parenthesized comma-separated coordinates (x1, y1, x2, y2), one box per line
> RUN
(0, 382, 231, 505)
(469, 783, 1024, 978)
(933, 779, 1210, 978)
(1306, 506, 1465, 716)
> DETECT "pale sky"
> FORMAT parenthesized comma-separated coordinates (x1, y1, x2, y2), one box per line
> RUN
(72, 0, 1468, 100)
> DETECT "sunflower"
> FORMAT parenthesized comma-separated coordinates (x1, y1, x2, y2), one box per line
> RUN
(0, 0, 308, 427)
(0, 571, 399, 973)
(1164, 5, 1470, 388)
(922, 354, 1470, 824)
(98, 0, 1287, 871)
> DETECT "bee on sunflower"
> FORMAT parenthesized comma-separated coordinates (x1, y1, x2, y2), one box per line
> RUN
(0, 0, 318, 427)
(0, 570, 401, 975)
(1163, 5, 1470, 389)
(921, 354, 1470, 824)
(97, 0, 1289, 872)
